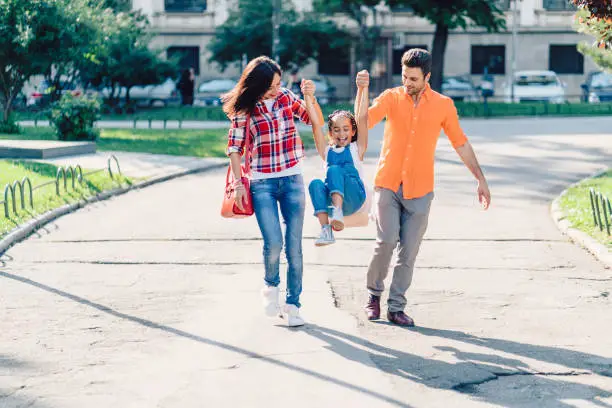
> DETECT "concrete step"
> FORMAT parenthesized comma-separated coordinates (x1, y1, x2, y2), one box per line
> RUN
(0, 140, 96, 159)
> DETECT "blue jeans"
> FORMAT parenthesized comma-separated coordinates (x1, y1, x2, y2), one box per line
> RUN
(309, 165, 366, 217)
(251, 175, 305, 307)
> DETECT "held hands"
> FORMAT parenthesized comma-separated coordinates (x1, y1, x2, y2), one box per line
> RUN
(356, 70, 370, 89)
(300, 79, 316, 98)
(477, 179, 491, 210)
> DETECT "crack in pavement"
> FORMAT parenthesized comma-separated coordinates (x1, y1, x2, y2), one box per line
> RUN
(26, 237, 566, 244)
(23, 260, 575, 271)
(0, 385, 27, 398)
(452, 370, 591, 394)
(199, 348, 327, 372)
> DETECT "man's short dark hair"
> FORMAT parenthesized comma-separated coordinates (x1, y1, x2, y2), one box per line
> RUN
(401, 48, 432, 77)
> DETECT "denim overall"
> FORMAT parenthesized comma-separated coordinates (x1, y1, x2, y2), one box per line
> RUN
(308, 144, 366, 217)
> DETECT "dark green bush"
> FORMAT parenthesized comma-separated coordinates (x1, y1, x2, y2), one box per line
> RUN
(0, 117, 21, 134)
(50, 93, 101, 141)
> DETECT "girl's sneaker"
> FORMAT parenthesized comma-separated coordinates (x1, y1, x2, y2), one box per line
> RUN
(330, 206, 345, 231)
(315, 224, 335, 246)
(261, 285, 281, 317)
(284, 304, 305, 327)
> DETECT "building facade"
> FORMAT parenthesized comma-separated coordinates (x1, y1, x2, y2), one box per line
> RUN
(132, 0, 598, 100)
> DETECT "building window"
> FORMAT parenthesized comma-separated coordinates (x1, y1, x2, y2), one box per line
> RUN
(318, 44, 350, 76)
(549, 45, 583, 74)
(167, 46, 200, 75)
(164, 0, 207, 12)
(543, 0, 576, 10)
(392, 45, 429, 75)
(497, 0, 511, 11)
(471, 45, 505, 75)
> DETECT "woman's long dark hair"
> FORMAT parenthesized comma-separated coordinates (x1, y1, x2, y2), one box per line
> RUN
(222, 56, 282, 118)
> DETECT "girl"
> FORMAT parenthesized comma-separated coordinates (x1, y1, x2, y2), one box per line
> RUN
(225, 56, 324, 327)
(301, 71, 369, 246)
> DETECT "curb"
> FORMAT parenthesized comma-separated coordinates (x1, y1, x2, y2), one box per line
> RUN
(550, 168, 611, 269)
(0, 161, 226, 256)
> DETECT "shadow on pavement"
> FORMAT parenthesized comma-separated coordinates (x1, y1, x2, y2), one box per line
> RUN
(304, 324, 612, 408)
(0, 270, 413, 408)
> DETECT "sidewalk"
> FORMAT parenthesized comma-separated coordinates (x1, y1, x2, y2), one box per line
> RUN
(33, 150, 226, 180)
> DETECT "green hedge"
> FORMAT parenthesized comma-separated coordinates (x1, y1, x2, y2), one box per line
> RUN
(15, 101, 612, 122)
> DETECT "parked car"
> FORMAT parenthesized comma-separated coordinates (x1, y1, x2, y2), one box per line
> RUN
(27, 79, 82, 107)
(194, 78, 238, 106)
(441, 76, 479, 102)
(292, 76, 337, 105)
(504, 70, 566, 103)
(100, 78, 179, 107)
(581, 71, 612, 103)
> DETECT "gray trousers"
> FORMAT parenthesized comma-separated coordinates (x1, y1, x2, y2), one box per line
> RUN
(366, 185, 433, 312)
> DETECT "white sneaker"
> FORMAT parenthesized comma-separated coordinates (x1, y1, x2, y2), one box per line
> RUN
(330, 206, 345, 231)
(261, 286, 281, 317)
(315, 224, 335, 246)
(284, 304, 305, 327)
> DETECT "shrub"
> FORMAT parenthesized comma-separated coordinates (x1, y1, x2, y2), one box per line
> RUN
(50, 93, 101, 141)
(0, 117, 21, 134)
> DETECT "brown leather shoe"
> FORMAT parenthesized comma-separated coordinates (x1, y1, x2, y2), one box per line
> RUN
(387, 310, 415, 327)
(365, 294, 380, 320)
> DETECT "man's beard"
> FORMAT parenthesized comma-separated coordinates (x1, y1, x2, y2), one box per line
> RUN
(405, 85, 423, 96)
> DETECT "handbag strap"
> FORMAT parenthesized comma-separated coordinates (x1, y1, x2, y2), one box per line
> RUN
(243, 114, 252, 175)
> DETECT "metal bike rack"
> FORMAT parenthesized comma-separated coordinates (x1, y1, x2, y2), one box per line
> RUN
(1, 155, 123, 220)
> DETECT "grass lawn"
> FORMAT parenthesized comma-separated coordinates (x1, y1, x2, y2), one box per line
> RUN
(0, 127, 315, 157)
(0, 160, 131, 238)
(559, 169, 612, 248)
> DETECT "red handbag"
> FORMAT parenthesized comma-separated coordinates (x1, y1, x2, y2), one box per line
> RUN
(221, 115, 254, 218)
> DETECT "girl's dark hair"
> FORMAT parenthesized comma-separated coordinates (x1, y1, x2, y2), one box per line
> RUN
(222, 56, 282, 118)
(327, 110, 358, 144)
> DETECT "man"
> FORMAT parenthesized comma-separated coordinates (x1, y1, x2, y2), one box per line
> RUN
(358, 49, 491, 327)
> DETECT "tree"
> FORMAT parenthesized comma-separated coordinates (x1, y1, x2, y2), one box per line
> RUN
(312, 0, 386, 72)
(572, 0, 612, 19)
(80, 10, 177, 106)
(389, 0, 506, 92)
(0, 0, 90, 127)
(41, 0, 101, 102)
(208, 0, 348, 72)
(575, 7, 612, 71)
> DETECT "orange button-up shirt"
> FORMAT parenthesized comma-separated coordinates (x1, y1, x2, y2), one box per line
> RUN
(368, 84, 468, 199)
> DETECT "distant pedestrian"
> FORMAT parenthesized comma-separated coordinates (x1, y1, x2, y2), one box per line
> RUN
(224, 56, 324, 327)
(363, 49, 491, 326)
(178, 68, 195, 105)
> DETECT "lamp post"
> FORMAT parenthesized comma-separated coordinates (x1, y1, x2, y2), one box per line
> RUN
(509, 0, 520, 102)
(272, 0, 281, 62)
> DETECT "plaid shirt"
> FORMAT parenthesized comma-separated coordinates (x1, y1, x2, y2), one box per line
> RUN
(227, 88, 311, 173)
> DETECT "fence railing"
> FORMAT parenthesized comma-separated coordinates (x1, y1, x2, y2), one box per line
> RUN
(589, 188, 612, 235)
(1, 155, 122, 219)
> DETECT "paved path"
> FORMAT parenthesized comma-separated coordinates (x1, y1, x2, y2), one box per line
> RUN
(1, 117, 611, 407)
(33, 150, 225, 180)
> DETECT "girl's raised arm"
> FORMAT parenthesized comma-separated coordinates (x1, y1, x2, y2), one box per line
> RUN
(355, 70, 370, 160)
(302, 81, 328, 160)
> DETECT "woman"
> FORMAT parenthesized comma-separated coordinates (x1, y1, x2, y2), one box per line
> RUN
(224, 56, 323, 327)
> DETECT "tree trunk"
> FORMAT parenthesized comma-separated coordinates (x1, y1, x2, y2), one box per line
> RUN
(125, 86, 131, 105)
(430, 23, 449, 93)
(2, 94, 14, 123)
